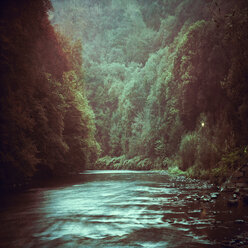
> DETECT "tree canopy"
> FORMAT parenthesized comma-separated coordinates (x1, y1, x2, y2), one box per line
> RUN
(0, 0, 100, 190)
(1, 0, 248, 189)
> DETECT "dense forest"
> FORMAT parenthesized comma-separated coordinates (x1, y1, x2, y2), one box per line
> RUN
(0, 0, 100, 190)
(51, 0, 248, 180)
(0, 0, 248, 190)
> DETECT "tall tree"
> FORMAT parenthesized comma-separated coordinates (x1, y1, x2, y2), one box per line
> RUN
(0, 0, 99, 190)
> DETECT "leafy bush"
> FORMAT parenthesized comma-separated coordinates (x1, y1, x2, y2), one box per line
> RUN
(209, 165, 231, 184)
(167, 165, 186, 176)
(197, 137, 220, 170)
(179, 133, 198, 170)
(218, 147, 248, 170)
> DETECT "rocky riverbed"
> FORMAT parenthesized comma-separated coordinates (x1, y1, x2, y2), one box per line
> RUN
(1, 170, 248, 248)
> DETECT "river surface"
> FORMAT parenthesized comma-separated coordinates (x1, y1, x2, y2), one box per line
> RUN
(0, 170, 248, 248)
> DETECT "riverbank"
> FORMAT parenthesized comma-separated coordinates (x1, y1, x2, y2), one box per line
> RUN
(92, 155, 248, 184)
(2, 154, 248, 206)
(0, 170, 83, 195)
(91, 155, 156, 170)
(91, 155, 248, 206)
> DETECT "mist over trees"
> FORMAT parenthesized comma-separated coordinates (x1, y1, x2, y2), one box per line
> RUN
(51, 0, 248, 178)
(0, 0, 248, 189)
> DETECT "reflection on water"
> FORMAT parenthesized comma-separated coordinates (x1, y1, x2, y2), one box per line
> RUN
(0, 170, 248, 247)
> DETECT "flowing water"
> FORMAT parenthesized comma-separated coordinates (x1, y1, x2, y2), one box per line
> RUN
(0, 170, 248, 248)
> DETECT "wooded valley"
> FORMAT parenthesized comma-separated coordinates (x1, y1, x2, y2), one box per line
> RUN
(1, 0, 248, 190)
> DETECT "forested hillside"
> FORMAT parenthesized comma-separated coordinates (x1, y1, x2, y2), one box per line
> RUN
(51, 0, 248, 180)
(0, 0, 100, 190)
(1, 0, 248, 190)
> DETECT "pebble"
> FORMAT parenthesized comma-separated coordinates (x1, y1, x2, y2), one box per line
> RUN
(243, 194, 248, 204)
(215, 220, 222, 224)
(233, 193, 238, 199)
(185, 195, 192, 201)
(227, 198, 239, 206)
(200, 195, 211, 202)
(235, 219, 245, 224)
(234, 188, 240, 194)
(210, 192, 219, 199)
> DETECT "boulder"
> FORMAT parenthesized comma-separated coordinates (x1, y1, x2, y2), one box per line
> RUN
(210, 192, 219, 199)
(241, 166, 248, 172)
(236, 182, 248, 188)
(243, 194, 248, 205)
(227, 198, 239, 207)
(233, 171, 244, 178)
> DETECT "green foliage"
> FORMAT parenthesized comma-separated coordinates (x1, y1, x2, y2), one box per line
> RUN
(179, 133, 199, 170)
(94, 156, 154, 170)
(196, 137, 220, 170)
(50, 0, 248, 183)
(209, 165, 231, 184)
(0, 0, 100, 190)
(167, 165, 186, 176)
(218, 147, 248, 170)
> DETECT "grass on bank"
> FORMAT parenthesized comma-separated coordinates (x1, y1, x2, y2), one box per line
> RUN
(90, 146, 248, 186)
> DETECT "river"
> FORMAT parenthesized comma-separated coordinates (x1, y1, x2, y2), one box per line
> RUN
(0, 170, 248, 247)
